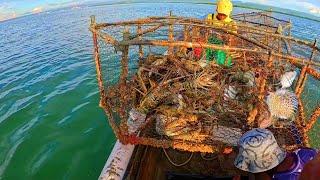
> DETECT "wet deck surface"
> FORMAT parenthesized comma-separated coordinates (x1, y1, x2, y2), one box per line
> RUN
(125, 145, 248, 180)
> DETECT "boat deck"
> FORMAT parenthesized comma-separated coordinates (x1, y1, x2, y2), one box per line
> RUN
(125, 145, 249, 180)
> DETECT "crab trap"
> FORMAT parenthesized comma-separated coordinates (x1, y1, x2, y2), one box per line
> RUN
(90, 12, 320, 153)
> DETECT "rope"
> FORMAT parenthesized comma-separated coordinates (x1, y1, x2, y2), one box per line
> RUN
(200, 153, 218, 161)
(162, 148, 193, 167)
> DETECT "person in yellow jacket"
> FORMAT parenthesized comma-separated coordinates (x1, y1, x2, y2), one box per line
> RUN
(208, 0, 233, 23)
(204, 0, 237, 66)
(207, 0, 237, 32)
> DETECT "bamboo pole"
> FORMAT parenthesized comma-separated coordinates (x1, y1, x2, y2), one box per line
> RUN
(302, 134, 311, 147)
(102, 102, 121, 139)
(137, 25, 144, 59)
(305, 107, 320, 132)
(234, 11, 290, 26)
(90, 28, 120, 47)
(130, 23, 164, 40)
(297, 98, 306, 127)
(120, 135, 218, 153)
(118, 28, 131, 136)
(295, 99, 310, 147)
(168, 11, 174, 56)
(260, 12, 290, 23)
(259, 51, 273, 99)
(306, 67, 320, 79)
(183, 25, 188, 41)
(295, 39, 317, 96)
(237, 19, 278, 29)
(172, 20, 317, 51)
(295, 66, 308, 95)
(118, 39, 320, 67)
(283, 39, 292, 55)
(91, 16, 121, 138)
(90, 16, 105, 99)
(96, 18, 166, 28)
(288, 20, 292, 37)
(237, 28, 317, 51)
(294, 39, 317, 147)
(120, 28, 130, 86)
(247, 51, 273, 126)
(95, 16, 318, 51)
(181, 24, 188, 54)
(298, 40, 318, 134)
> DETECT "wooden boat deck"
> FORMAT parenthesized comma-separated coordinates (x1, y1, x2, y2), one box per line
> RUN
(124, 145, 249, 180)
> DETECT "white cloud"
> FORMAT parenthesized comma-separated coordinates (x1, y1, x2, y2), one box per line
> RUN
(284, 1, 320, 15)
(0, 12, 17, 21)
(241, 0, 320, 16)
(299, 2, 320, 14)
(32, 7, 44, 14)
(310, 7, 320, 14)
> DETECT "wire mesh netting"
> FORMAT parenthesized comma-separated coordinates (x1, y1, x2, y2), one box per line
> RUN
(90, 13, 320, 153)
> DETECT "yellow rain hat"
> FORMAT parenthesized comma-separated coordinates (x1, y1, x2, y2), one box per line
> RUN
(216, 0, 233, 16)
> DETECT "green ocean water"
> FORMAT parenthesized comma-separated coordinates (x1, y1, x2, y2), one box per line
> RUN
(0, 2, 319, 180)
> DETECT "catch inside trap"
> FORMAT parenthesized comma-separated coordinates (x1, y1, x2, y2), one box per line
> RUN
(90, 12, 320, 153)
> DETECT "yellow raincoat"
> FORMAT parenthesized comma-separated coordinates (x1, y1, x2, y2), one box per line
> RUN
(207, 0, 237, 32)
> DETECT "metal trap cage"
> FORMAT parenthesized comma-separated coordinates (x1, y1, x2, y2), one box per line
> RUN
(233, 11, 292, 35)
(90, 12, 320, 153)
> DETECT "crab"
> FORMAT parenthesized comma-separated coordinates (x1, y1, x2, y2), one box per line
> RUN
(193, 71, 218, 90)
(182, 59, 202, 73)
(155, 106, 201, 138)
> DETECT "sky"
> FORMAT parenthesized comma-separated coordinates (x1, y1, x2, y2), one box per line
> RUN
(1, 0, 320, 21)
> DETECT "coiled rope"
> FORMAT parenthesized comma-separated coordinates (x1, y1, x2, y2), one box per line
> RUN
(162, 148, 193, 167)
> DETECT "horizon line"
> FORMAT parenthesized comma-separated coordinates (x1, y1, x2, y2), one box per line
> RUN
(1, 1, 319, 23)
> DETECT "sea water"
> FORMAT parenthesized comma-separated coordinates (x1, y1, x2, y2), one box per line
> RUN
(0, 3, 319, 180)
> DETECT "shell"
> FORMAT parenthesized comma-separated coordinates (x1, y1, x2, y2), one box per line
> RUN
(266, 89, 298, 120)
(280, 71, 297, 89)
